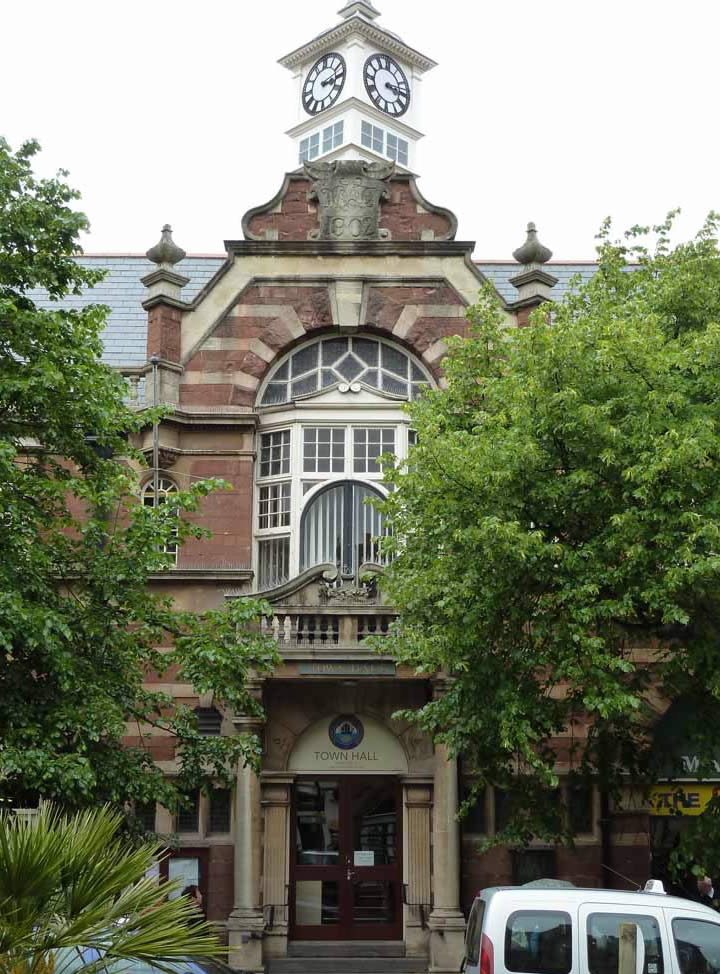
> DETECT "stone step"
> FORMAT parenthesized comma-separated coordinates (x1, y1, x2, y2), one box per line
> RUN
(288, 942, 406, 958)
(267, 957, 425, 974)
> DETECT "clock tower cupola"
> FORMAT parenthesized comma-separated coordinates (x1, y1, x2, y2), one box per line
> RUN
(279, 2, 436, 173)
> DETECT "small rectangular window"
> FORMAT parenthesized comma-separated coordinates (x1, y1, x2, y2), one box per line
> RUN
(461, 786, 486, 834)
(588, 913, 665, 974)
(308, 132, 320, 160)
(259, 482, 291, 529)
(408, 429, 418, 448)
(260, 430, 290, 478)
(361, 121, 372, 148)
(135, 801, 156, 833)
(506, 910, 572, 974)
(567, 783, 594, 834)
(177, 792, 200, 833)
(208, 789, 232, 834)
(333, 121, 343, 147)
(386, 133, 398, 160)
(353, 427, 394, 474)
(299, 137, 310, 163)
(397, 138, 408, 166)
(258, 536, 290, 589)
(304, 427, 345, 473)
(323, 126, 334, 154)
(372, 125, 383, 154)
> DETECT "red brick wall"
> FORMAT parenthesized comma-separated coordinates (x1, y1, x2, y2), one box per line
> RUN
(245, 176, 454, 241)
(147, 304, 182, 362)
(246, 179, 317, 241)
(179, 457, 253, 569)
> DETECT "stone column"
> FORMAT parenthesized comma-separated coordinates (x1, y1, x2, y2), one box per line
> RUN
(404, 781, 433, 958)
(261, 777, 292, 958)
(428, 682, 466, 973)
(228, 715, 265, 974)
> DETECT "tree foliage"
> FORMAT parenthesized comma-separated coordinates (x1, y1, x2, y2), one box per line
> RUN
(0, 804, 222, 974)
(0, 138, 279, 813)
(379, 212, 720, 849)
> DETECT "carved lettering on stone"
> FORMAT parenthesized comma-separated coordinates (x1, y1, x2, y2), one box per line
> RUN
(304, 160, 394, 241)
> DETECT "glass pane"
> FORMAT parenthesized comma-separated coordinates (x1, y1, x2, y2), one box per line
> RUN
(273, 361, 289, 381)
(295, 780, 340, 865)
(296, 880, 339, 926)
(322, 338, 348, 365)
(588, 913, 664, 974)
(353, 338, 379, 365)
(321, 369, 336, 388)
(382, 344, 408, 376)
(506, 911, 572, 974)
(351, 779, 397, 865)
(674, 919, 720, 974)
(411, 382, 429, 400)
(292, 343, 319, 377)
(261, 382, 287, 406)
(292, 374, 318, 398)
(410, 361, 425, 381)
(352, 880, 395, 925)
(363, 369, 380, 390)
(337, 354, 364, 381)
(382, 374, 408, 398)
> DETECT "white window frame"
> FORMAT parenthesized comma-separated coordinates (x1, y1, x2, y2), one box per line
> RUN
(142, 476, 179, 565)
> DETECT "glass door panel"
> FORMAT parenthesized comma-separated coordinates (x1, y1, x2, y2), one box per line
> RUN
(351, 778, 397, 866)
(351, 880, 396, 925)
(295, 779, 340, 866)
(290, 776, 402, 941)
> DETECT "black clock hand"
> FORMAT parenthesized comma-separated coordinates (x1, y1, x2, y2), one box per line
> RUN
(385, 83, 407, 95)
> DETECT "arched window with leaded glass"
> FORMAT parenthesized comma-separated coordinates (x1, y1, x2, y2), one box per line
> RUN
(300, 481, 390, 581)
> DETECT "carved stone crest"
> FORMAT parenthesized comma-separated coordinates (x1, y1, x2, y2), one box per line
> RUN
(304, 159, 394, 241)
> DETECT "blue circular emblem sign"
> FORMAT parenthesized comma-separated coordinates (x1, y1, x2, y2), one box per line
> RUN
(329, 715, 364, 750)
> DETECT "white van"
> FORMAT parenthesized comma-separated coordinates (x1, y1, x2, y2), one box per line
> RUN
(462, 882, 720, 974)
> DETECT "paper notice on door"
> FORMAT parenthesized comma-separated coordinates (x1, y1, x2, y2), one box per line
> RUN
(354, 850, 374, 866)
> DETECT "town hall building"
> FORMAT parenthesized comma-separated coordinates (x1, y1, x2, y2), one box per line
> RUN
(50, 3, 659, 971)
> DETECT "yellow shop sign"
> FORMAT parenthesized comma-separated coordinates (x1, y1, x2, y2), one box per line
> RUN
(649, 784, 720, 816)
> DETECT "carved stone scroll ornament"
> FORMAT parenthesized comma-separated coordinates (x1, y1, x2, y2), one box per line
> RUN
(304, 159, 394, 241)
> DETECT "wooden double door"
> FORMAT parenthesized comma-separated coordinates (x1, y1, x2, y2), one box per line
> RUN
(290, 776, 402, 941)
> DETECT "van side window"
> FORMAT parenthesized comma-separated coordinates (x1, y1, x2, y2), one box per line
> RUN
(505, 910, 572, 974)
(466, 900, 486, 965)
(673, 918, 720, 974)
(587, 913, 664, 974)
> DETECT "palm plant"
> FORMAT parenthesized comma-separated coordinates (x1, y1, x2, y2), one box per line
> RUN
(0, 804, 223, 974)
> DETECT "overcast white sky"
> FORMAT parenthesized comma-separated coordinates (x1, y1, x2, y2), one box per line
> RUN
(3, 0, 718, 260)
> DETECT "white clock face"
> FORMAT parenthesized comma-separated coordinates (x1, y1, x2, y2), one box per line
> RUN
(363, 54, 411, 116)
(302, 53, 347, 115)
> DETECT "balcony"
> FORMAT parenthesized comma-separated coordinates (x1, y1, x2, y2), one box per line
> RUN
(261, 611, 396, 659)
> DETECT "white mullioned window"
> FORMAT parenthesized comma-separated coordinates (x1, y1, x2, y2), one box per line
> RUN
(142, 477, 179, 565)
(300, 121, 345, 164)
(361, 121, 409, 166)
(254, 335, 432, 591)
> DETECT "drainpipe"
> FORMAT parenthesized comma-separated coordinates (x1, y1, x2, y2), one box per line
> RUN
(151, 355, 159, 507)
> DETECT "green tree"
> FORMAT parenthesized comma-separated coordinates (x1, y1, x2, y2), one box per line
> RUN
(0, 138, 279, 813)
(0, 804, 222, 974)
(378, 213, 720, 850)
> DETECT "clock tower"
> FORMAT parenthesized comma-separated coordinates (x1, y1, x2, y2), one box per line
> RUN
(279, 1, 436, 173)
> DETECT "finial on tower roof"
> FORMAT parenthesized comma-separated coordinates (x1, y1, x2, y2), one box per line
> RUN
(337, 0, 381, 21)
(146, 224, 186, 267)
(512, 222, 553, 265)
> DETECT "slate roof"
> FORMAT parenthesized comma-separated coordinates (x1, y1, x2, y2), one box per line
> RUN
(29, 255, 599, 367)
